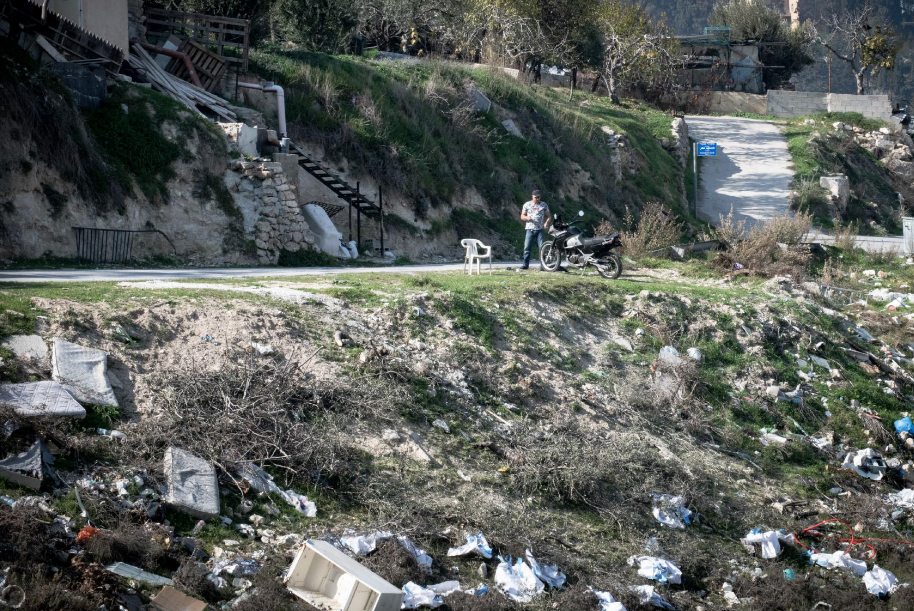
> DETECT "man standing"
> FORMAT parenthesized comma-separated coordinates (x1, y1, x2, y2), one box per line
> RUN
(519, 189, 552, 270)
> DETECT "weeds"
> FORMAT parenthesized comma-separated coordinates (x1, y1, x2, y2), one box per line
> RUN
(714, 212, 812, 277)
(602, 201, 683, 258)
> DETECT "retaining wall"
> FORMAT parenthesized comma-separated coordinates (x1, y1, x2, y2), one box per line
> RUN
(695, 90, 892, 122)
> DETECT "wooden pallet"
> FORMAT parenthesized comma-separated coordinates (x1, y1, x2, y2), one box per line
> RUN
(144, 7, 249, 71)
(166, 39, 226, 92)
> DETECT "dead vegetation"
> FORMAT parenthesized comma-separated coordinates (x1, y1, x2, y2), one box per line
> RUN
(713, 212, 813, 277)
(598, 201, 683, 258)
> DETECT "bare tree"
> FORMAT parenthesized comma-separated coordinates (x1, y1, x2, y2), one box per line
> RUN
(816, 2, 900, 95)
(600, 26, 677, 103)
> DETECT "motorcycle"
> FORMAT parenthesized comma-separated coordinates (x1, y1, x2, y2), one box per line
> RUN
(540, 210, 623, 279)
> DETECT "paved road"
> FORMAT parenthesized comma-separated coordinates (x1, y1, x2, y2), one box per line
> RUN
(686, 115, 794, 227)
(0, 261, 525, 283)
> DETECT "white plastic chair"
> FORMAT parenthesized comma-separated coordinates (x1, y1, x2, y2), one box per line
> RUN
(461, 238, 493, 275)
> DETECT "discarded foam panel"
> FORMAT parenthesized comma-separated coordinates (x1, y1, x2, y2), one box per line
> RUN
(163, 447, 220, 519)
(51, 338, 119, 407)
(0, 381, 86, 418)
(285, 539, 403, 611)
(150, 585, 207, 611)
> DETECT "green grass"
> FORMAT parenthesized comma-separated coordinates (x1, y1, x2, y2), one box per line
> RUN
(249, 47, 685, 239)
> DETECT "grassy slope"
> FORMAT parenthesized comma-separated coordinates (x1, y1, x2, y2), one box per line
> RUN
(2, 250, 914, 608)
(250, 48, 685, 249)
(782, 112, 904, 233)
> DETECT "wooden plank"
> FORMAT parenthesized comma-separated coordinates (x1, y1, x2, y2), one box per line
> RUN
(35, 33, 67, 61)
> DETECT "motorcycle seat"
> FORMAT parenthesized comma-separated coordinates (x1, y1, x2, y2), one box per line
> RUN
(578, 236, 613, 248)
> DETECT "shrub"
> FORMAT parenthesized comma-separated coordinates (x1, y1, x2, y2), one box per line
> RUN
(598, 202, 682, 258)
(714, 212, 812, 277)
(833, 220, 858, 251)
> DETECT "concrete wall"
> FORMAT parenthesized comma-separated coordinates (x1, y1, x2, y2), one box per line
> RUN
(46, 0, 129, 53)
(691, 90, 892, 121)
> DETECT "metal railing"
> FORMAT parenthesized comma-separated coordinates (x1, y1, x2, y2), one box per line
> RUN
(72, 227, 176, 264)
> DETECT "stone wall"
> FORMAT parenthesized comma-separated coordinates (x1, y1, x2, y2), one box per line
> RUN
(224, 160, 317, 265)
(687, 91, 892, 122)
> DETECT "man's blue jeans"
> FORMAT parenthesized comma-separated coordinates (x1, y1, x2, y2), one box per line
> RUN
(523, 229, 544, 268)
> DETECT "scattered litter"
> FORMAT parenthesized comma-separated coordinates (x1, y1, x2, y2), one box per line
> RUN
(686, 347, 703, 363)
(810, 551, 867, 576)
(234, 462, 317, 516)
(341, 531, 393, 555)
(398, 536, 433, 572)
(250, 341, 273, 355)
(759, 430, 788, 446)
(887, 488, 914, 510)
(447, 532, 493, 559)
(150, 585, 207, 611)
(741, 529, 788, 559)
(809, 355, 831, 369)
(106, 562, 174, 587)
(0, 381, 86, 418)
(588, 587, 627, 611)
(863, 565, 898, 597)
(627, 556, 682, 584)
(651, 494, 692, 529)
(853, 327, 876, 343)
(0, 439, 55, 490)
(632, 584, 675, 610)
(402, 581, 443, 608)
(783, 568, 796, 581)
(97, 428, 127, 441)
(279, 489, 317, 517)
(163, 447, 220, 519)
(200, 334, 220, 345)
(842, 448, 887, 481)
(51, 338, 118, 407)
(894, 416, 913, 434)
(524, 549, 565, 588)
(285, 539, 402, 610)
(494, 556, 545, 603)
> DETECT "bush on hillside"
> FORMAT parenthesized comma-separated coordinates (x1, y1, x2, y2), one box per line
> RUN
(713, 212, 813, 277)
(597, 201, 682, 258)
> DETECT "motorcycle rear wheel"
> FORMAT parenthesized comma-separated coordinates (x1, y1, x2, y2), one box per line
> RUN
(540, 241, 562, 271)
(596, 253, 622, 279)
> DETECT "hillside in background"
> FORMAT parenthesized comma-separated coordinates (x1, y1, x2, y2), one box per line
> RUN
(250, 48, 689, 254)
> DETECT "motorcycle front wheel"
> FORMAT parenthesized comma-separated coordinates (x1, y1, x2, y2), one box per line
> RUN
(540, 241, 562, 271)
(596, 253, 622, 279)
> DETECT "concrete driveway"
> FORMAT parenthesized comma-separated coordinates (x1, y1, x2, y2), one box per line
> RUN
(685, 116, 794, 227)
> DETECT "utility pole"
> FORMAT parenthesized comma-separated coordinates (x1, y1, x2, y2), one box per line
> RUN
(826, 54, 832, 93)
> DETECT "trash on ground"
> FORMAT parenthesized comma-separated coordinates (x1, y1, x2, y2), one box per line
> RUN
(494, 556, 545, 603)
(398, 536, 433, 572)
(150, 585, 208, 611)
(51, 338, 118, 407)
(250, 341, 273, 355)
(658, 346, 683, 366)
(627, 555, 682, 584)
(863, 565, 898, 597)
(402, 581, 443, 608)
(341, 531, 393, 555)
(686, 347, 702, 362)
(431, 419, 450, 433)
(234, 462, 317, 516)
(106, 562, 174, 587)
(447, 532, 493, 559)
(163, 447, 220, 519)
(524, 549, 565, 588)
(651, 494, 692, 529)
(285, 539, 402, 611)
(0, 439, 55, 490)
(588, 587, 627, 611)
(810, 550, 867, 576)
(887, 488, 914, 510)
(741, 529, 791, 559)
(632, 584, 676, 610)
(759, 430, 788, 446)
(0, 381, 86, 418)
(842, 448, 887, 481)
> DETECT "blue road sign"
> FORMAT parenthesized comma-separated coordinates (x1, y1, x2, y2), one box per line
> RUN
(697, 142, 717, 157)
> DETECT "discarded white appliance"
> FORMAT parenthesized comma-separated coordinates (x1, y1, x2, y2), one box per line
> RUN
(51, 338, 118, 407)
(285, 539, 403, 611)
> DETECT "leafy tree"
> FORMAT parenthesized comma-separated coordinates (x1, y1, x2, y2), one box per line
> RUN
(816, 2, 900, 94)
(709, 0, 814, 90)
(596, 0, 677, 103)
(269, 0, 358, 52)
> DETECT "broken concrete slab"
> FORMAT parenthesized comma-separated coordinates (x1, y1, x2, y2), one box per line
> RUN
(150, 586, 207, 611)
(0, 440, 55, 490)
(1, 335, 48, 361)
(0, 381, 86, 418)
(286, 539, 403, 611)
(468, 87, 491, 113)
(164, 447, 220, 520)
(51, 339, 118, 407)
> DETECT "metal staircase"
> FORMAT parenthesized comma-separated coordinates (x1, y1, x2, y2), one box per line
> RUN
(288, 143, 385, 252)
